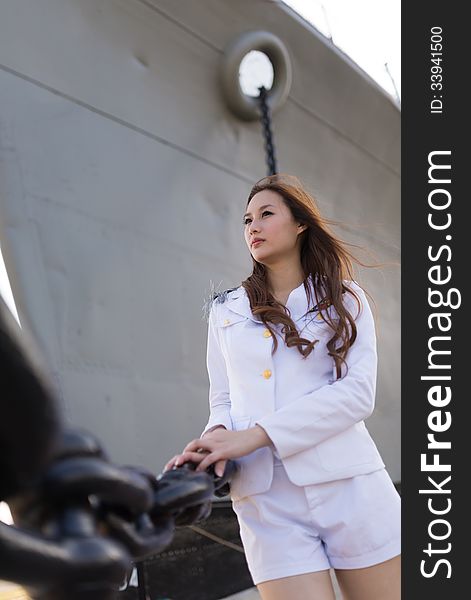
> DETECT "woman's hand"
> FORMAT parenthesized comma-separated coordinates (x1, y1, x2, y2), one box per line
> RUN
(162, 449, 212, 473)
(162, 426, 227, 476)
(175, 425, 273, 474)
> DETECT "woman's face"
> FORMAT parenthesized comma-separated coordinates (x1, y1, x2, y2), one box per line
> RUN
(243, 189, 306, 264)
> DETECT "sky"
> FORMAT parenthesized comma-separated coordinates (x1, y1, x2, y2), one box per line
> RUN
(0, 0, 401, 324)
(282, 0, 401, 102)
(0, 246, 19, 323)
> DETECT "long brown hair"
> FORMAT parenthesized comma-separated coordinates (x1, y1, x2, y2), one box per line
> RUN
(241, 173, 375, 380)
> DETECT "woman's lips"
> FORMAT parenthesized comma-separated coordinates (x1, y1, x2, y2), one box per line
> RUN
(252, 240, 264, 247)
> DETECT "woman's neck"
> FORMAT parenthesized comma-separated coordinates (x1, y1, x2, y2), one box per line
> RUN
(266, 268, 306, 298)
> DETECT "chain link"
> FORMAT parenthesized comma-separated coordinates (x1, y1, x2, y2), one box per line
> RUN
(257, 86, 278, 175)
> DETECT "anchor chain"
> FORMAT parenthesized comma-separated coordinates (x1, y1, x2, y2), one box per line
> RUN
(258, 85, 278, 175)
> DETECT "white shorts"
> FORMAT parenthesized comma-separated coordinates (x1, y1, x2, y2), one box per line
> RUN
(231, 462, 401, 586)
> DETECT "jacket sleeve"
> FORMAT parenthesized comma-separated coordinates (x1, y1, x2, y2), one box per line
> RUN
(200, 301, 233, 438)
(254, 281, 378, 459)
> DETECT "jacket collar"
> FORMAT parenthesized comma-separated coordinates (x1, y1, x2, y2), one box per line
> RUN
(226, 274, 321, 323)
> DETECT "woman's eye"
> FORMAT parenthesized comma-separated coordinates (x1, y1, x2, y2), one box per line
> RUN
(243, 211, 272, 225)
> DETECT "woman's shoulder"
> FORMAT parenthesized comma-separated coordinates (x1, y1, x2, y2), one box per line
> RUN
(340, 279, 373, 321)
(313, 276, 365, 301)
(202, 283, 242, 322)
(313, 277, 368, 318)
(212, 286, 241, 304)
(342, 279, 366, 298)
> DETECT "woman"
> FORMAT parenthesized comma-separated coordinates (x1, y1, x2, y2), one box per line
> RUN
(163, 174, 401, 600)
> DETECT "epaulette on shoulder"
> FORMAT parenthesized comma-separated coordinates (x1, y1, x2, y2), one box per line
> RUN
(212, 287, 238, 304)
(201, 282, 239, 322)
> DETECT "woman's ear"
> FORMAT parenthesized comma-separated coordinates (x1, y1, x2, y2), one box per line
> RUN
(298, 224, 308, 233)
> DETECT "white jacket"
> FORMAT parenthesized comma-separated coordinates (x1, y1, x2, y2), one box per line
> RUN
(200, 276, 385, 501)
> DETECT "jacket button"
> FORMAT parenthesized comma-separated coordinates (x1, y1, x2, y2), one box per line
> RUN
(262, 369, 272, 379)
(263, 328, 271, 338)
(224, 319, 230, 325)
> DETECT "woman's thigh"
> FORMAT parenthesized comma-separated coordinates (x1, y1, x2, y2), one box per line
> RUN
(257, 569, 337, 600)
(334, 554, 401, 600)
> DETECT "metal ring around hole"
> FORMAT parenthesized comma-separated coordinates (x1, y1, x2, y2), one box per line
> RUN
(220, 30, 292, 121)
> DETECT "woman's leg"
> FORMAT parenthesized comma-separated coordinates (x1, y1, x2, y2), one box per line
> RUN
(334, 554, 401, 600)
(256, 569, 337, 600)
